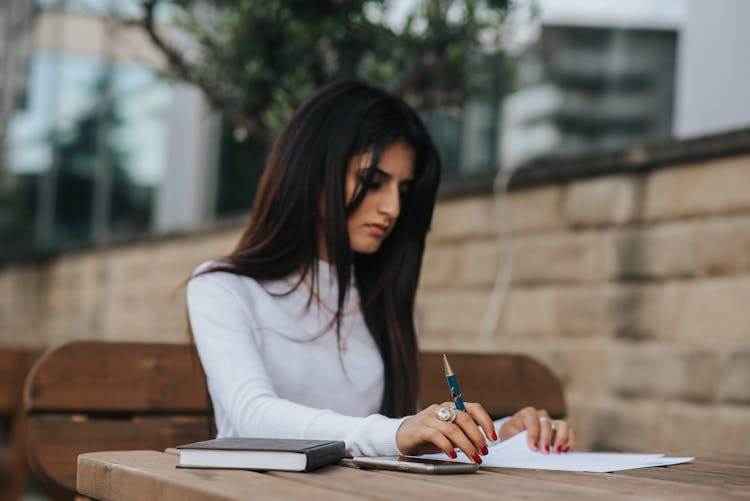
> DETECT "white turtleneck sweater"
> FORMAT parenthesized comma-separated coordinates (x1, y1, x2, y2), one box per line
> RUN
(186, 261, 409, 457)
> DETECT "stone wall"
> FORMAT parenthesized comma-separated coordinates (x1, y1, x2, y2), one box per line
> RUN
(1, 129, 749, 456)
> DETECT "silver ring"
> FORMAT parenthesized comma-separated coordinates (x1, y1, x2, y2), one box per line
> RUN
(540, 417, 557, 430)
(435, 406, 457, 423)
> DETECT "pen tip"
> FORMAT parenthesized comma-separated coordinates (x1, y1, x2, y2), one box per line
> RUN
(442, 354, 453, 376)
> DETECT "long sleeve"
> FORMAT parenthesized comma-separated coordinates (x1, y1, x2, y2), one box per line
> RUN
(186, 270, 409, 457)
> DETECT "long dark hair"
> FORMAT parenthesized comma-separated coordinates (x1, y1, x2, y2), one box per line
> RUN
(199, 80, 441, 417)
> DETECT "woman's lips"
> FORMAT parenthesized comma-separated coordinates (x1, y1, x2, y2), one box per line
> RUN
(366, 224, 388, 236)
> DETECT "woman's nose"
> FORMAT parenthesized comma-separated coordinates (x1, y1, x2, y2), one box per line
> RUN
(378, 186, 400, 219)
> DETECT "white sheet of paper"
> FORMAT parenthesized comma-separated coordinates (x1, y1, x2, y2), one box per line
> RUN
(415, 431, 694, 472)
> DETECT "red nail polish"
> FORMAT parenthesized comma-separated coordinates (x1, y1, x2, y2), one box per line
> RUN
(555, 445, 561, 453)
(532, 441, 538, 451)
(564, 446, 571, 453)
(481, 445, 488, 456)
(544, 445, 549, 453)
(472, 453, 482, 464)
(449, 450, 457, 459)
(491, 431, 498, 441)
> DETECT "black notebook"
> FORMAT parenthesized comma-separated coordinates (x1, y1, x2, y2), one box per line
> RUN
(176, 437, 346, 472)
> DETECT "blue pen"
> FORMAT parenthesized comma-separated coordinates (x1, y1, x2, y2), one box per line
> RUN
(442, 354, 465, 411)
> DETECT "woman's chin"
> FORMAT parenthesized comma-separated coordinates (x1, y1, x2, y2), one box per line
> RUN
(350, 240, 384, 255)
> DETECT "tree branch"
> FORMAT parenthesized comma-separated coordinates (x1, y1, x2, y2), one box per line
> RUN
(133, 0, 264, 137)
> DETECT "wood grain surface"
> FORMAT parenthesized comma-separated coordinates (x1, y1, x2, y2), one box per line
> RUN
(77, 450, 750, 501)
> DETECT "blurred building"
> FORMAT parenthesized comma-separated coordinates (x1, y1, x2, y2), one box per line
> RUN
(3, 0, 750, 255)
(673, 0, 750, 137)
(0, 0, 34, 166)
(0, 1, 504, 256)
(0, 0, 225, 254)
(502, 0, 750, 169)
(502, 26, 677, 168)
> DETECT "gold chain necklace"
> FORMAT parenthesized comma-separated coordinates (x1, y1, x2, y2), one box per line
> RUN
(301, 277, 361, 316)
(337, 315, 358, 354)
(301, 277, 361, 353)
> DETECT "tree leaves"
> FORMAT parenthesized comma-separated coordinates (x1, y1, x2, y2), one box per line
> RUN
(132, 0, 513, 140)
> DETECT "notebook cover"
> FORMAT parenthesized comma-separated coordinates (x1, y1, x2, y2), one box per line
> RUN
(177, 438, 346, 472)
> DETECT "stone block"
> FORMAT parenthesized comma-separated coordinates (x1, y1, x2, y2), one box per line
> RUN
(564, 175, 640, 227)
(609, 223, 699, 280)
(503, 288, 557, 338)
(430, 197, 498, 241)
(158, 241, 208, 271)
(555, 288, 608, 337)
(605, 284, 683, 341)
(529, 348, 568, 387)
(644, 153, 750, 221)
(508, 186, 564, 234)
(197, 228, 241, 258)
(151, 306, 190, 342)
(676, 278, 750, 343)
(608, 346, 719, 402)
(718, 351, 750, 404)
(662, 403, 717, 455)
(416, 291, 490, 338)
(8, 267, 43, 311)
(417, 334, 487, 353)
(420, 245, 458, 289)
(587, 398, 660, 452)
(0, 271, 12, 297)
(563, 347, 608, 393)
(696, 216, 750, 276)
(455, 240, 509, 289)
(562, 392, 598, 451)
(717, 406, 750, 454)
(105, 249, 146, 286)
(512, 232, 607, 284)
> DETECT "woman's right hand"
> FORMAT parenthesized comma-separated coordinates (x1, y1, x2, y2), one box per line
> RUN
(395, 402, 496, 463)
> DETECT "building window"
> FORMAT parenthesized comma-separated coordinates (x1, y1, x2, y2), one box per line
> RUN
(4, 51, 170, 249)
(502, 25, 677, 169)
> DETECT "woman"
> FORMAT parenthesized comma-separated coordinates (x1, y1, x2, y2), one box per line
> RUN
(187, 80, 574, 463)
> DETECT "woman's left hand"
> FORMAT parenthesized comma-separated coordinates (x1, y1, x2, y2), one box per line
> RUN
(498, 406, 575, 454)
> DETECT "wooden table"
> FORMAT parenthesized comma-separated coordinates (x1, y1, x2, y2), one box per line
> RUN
(77, 450, 750, 500)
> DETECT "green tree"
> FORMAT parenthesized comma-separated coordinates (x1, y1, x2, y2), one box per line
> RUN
(130, 0, 514, 140)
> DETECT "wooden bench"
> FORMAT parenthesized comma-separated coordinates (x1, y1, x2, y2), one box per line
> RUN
(24, 341, 214, 500)
(0, 346, 41, 501)
(25, 341, 565, 498)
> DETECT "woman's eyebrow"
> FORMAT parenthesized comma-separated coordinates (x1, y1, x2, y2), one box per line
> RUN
(374, 167, 392, 178)
(366, 167, 415, 182)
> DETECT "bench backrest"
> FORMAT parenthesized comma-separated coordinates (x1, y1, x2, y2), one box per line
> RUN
(24, 341, 213, 498)
(25, 341, 565, 497)
(0, 346, 41, 501)
(419, 351, 565, 419)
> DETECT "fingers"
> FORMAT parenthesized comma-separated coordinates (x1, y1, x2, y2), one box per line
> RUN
(423, 402, 491, 462)
(537, 412, 554, 454)
(503, 407, 576, 454)
(556, 425, 575, 453)
(396, 405, 460, 459)
(544, 418, 575, 454)
(464, 402, 498, 442)
(399, 403, 579, 464)
(423, 427, 459, 459)
(516, 406, 541, 451)
(551, 420, 568, 453)
(437, 402, 487, 463)
(568, 428, 575, 451)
